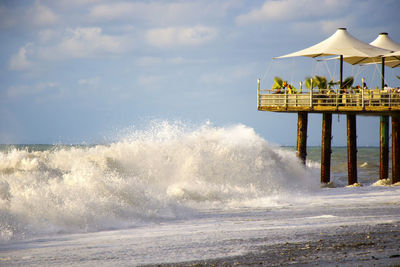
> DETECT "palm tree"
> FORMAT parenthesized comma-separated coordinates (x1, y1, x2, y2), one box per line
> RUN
(304, 77, 316, 90)
(272, 76, 284, 89)
(342, 76, 354, 89)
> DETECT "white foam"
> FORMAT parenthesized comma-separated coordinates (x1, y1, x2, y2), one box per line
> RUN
(0, 121, 320, 241)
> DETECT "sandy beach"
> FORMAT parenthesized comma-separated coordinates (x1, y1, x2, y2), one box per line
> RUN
(154, 222, 400, 266)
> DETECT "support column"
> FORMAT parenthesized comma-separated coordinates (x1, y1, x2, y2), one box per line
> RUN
(347, 114, 357, 185)
(392, 115, 400, 184)
(380, 116, 389, 179)
(296, 112, 308, 165)
(380, 57, 389, 180)
(321, 113, 332, 184)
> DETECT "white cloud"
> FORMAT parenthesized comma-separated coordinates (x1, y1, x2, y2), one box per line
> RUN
(136, 56, 205, 66)
(33, 1, 58, 26)
(146, 26, 217, 47)
(138, 75, 162, 87)
(200, 64, 254, 85)
(9, 43, 33, 71)
(89, 2, 136, 20)
(236, 0, 348, 25)
(39, 29, 60, 43)
(88, 1, 241, 25)
(78, 77, 100, 87)
(40, 27, 131, 59)
(7, 82, 58, 97)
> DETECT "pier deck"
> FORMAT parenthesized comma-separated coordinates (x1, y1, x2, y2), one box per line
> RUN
(258, 88, 400, 115)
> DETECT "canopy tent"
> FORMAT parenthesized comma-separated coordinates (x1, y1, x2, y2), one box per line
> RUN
(368, 33, 400, 87)
(276, 28, 389, 61)
(275, 28, 391, 86)
(338, 32, 400, 66)
(370, 32, 400, 51)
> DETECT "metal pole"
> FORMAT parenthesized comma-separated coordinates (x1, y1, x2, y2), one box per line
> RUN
(381, 58, 385, 89)
(340, 55, 343, 88)
(296, 112, 308, 165)
(347, 114, 357, 185)
(392, 115, 400, 184)
(321, 113, 332, 184)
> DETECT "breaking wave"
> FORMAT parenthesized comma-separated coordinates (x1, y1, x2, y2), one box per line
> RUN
(0, 121, 319, 241)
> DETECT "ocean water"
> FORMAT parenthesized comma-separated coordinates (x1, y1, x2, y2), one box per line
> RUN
(1, 121, 399, 265)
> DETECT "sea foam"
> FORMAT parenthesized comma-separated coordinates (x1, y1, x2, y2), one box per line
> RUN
(0, 121, 319, 241)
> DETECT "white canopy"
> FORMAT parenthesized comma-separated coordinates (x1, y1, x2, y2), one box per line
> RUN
(369, 33, 400, 68)
(276, 28, 390, 61)
(384, 51, 400, 68)
(370, 32, 400, 51)
(339, 32, 400, 65)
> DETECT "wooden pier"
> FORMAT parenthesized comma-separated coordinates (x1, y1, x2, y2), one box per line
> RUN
(257, 83, 400, 185)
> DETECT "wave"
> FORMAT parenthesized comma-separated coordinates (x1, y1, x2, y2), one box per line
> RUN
(0, 121, 319, 241)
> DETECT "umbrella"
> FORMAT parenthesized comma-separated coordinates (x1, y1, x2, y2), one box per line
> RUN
(276, 28, 391, 86)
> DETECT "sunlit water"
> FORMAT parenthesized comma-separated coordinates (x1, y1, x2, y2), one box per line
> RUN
(1, 121, 399, 265)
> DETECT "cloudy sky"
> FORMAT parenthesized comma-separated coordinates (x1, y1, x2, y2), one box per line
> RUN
(1, 0, 400, 145)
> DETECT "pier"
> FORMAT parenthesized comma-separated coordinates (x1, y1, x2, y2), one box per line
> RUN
(259, 28, 400, 185)
(257, 84, 400, 185)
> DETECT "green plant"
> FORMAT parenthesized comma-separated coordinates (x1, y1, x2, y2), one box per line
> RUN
(328, 79, 337, 89)
(314, 75, 328, 90)
(342, 76, 354, 89)
(272, 76, 284, 89)
(304, 77, 316, 89)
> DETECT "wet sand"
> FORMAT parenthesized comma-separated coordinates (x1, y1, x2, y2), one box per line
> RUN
(153, 222, 400, 266)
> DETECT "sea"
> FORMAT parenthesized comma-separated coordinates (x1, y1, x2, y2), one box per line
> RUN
(0, 122, 399, 266)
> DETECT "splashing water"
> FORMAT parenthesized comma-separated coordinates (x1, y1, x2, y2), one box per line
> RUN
(0, 121, 319, 241)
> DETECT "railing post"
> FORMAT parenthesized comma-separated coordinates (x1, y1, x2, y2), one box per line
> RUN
(257, 78, 260, 108)
(284, 90, 287, 108)
(362, 89, 365, 109)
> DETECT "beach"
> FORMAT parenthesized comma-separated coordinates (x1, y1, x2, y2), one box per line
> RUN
(162, 223, 400, 266)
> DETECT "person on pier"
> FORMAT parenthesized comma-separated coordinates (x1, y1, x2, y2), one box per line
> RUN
(282, 81, 297, 94)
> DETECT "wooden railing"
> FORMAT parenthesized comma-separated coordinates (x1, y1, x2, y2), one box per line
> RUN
(257, 88, 400, 112)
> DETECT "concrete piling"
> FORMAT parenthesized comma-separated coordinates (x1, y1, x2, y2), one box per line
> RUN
(296, 112, 308, 165)
(392, 115, 400, 184)
(321, 113, 332, 184)
(380, 116, 389, 180)
(347, 114, 357, 185)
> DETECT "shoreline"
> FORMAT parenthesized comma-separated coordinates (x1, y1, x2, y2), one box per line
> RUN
(152, 222, 400, 266)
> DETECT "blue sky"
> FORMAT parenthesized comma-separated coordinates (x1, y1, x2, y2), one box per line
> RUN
(1, 0, 400, 145)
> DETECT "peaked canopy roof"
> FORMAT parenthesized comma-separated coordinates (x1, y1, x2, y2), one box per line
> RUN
(276, 28, 390, 61)
(369, 33, 400, 68)
(370, 32, 400, 51)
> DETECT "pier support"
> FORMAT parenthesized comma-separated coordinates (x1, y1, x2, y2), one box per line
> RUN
(380, 116, 389, 179)
(392, 115, 400, 184)
(296, 112, 308, 165)
(321, 113, 332, 184)
(347, 114, 357, 185)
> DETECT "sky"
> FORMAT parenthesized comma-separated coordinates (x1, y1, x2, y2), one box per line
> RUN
(1, 0, 400, 146)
